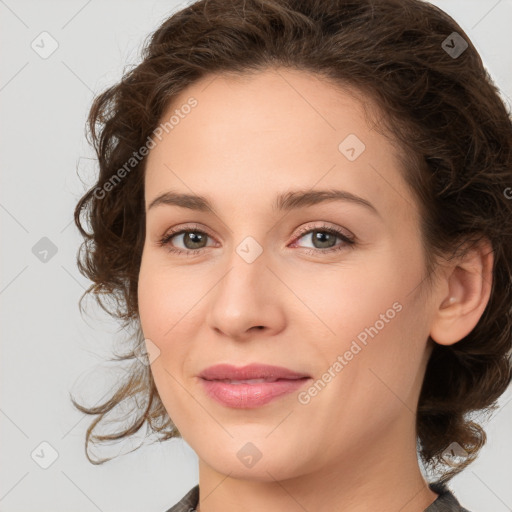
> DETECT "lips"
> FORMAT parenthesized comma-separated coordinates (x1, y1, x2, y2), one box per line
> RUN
(200, 378, 310, 408)
(198, 363, 310, 382)
(198, 363, 312, 408)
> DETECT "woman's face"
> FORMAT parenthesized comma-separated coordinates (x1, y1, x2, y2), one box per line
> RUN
(138, 68, 438, 481)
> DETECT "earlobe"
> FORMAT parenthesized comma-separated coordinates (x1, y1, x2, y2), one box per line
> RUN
(429, 239, 494, 346)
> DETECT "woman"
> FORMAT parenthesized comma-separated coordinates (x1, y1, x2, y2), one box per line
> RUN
(72, 0, 512, 510)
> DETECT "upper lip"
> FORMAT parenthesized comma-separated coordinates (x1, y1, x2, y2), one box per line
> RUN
(199, 363, 310, 381)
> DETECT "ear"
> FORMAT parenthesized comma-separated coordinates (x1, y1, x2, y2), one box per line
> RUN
(429, 238, 494, 346)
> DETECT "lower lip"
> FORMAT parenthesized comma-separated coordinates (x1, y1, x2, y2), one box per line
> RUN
(199, 377, 311, 408)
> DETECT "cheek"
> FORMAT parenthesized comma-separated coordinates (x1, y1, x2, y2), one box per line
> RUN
(138, 261, 199, 433)
(138, 253, 195, 341)
(137, 255, 204, 392)
(314, 254, 408, 339)
(313, 247, 426, 387)
(138, 264, 164, 340)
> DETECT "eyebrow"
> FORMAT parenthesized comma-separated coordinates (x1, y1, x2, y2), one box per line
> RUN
(147, 189, 380, 217)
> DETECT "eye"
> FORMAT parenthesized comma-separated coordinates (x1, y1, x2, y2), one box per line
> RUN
(157, 222, 355, 257)
(157, 223, 215, 256)
(290, 223, 355, 255)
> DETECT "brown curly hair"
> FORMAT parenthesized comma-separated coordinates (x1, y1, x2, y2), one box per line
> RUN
(71, 0, 512, 484)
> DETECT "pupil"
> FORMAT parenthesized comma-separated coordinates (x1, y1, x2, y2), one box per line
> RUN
(185, 232, 205, 249)
(313, 231, 335, 249)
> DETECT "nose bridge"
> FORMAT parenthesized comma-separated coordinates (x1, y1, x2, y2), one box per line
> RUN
(217, 241, 269, 312)
(205, 238, 283, 336)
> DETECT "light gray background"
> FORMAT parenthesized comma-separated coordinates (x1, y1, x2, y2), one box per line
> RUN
(1, 1, 511, 511)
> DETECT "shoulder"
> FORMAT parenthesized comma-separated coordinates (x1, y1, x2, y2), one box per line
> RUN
(162, 484, 199, 512)
(426, 481, 473, 512)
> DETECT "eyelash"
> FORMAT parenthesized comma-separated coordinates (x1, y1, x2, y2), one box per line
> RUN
(157, 222, 355, 257)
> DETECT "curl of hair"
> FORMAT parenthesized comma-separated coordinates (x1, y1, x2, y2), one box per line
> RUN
(71, 0, 512, 482)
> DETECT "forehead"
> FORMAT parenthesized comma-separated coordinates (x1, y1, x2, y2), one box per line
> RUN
(144, 67, 417, 224)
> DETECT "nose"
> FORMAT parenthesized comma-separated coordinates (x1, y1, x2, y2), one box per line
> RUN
(204, 253, 287, 341)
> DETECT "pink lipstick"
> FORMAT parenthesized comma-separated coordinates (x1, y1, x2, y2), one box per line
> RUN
(198, 363, 311, 408)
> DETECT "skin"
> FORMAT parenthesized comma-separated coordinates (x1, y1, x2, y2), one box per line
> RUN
(137, 67, 493, 512)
